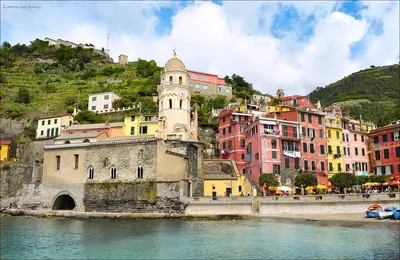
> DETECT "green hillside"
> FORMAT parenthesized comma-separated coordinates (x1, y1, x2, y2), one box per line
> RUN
(309, 64, 400, 126)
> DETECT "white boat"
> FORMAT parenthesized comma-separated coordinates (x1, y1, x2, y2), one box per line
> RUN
(378, 211, 394, 219)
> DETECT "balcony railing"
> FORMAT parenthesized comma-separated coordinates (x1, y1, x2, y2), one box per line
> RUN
(325, 122, 341, 129)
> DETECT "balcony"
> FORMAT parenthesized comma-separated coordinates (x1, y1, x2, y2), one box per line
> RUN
(325, 122, 341, 129)
(261, 129, 280, 136)
(281, 132, 301, 141)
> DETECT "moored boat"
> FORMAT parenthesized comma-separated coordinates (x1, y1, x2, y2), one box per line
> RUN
(378, 206, 398, 219)
(393, 210, 400, 220)
(3, 209, 24, 216)
(365, 204, 382, 218)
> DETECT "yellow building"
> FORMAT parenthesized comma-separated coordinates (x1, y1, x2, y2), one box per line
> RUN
(123, 114, 158, 136)
(0, 140, 11, 161)
(203, 159, 256, 197)
(325, 116, 344, 175)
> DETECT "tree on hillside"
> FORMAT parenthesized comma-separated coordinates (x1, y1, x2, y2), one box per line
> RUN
(225, 74, 255, 100)
(74, 110, 104, 124)
(136, 59, 161, 78)
(208, 95, 227, 109)
(2, 41, 11, 48)
(259, 173, 279, 194)
(190, 94, 205, 107)
(16, 87, 31, 104)
(329, 173, 356, 193)
(295, 173, 318, 189)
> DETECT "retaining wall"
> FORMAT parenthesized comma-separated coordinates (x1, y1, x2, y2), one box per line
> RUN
(184, 193, 400, 215)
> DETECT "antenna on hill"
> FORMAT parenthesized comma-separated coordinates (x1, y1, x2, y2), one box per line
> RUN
(75, 90, 80, 115)
(106, 33, 110, 55)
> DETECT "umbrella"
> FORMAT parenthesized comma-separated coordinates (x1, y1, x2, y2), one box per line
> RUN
(278, 186, 292, 192)
(316, 184, 327, 189)
(362, 182, 380, 187)
(305, 186, 314, 191)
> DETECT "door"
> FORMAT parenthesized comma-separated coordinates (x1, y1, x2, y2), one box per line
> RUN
(212, 192, 217, 200)
(226, 188, 232, 197)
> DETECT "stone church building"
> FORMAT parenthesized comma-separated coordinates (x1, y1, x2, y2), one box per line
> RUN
(21, 52, 205, 212)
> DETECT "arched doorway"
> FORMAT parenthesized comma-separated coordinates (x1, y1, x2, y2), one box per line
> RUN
(52, 194, 76, 210)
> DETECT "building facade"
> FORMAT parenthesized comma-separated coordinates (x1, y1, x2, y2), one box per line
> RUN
(325, 115, 344, 175)
(0, 139, 11, 161)
(88, 92, 121, 112)
(36, 114, 74, 139)
(65, 122, 124, 137)
(187, 70, 232, 99)
(118, 54, 128, 64)
(123, 114, 158, 137)
(218, 109, 253, 175)
(369, 122, 400, 176)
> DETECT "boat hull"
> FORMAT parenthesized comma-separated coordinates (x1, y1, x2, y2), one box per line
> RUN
(366, 210, 380, 218)
(378, 211, 393, 219)
(393, 210, 400, 220)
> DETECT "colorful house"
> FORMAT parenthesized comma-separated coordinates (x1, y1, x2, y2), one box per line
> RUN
(218, 109, 253, 175)
(203, 159, 255, 197)
(65, 122, 124, 137)
(0, 140, 11, 161)
(187, 70, 232, 99)
(123, 114, 158, 137)
(36, 114, 74, 139)
(325, 115, 344, 175)
(369, 122, 400, 176)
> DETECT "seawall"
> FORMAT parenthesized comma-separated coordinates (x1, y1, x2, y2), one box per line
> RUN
(183, 193, 400, 215)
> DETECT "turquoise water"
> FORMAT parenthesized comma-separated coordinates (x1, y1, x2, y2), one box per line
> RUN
(1, 217, 399, 259)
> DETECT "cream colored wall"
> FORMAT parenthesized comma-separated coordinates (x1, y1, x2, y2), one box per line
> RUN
(36, 115, 73, 139)
(156, 141, 187, 182)
(110, 126, 124, 137)
(42, 148, 86, 184)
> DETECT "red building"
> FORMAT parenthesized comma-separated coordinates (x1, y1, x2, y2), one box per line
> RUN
(369, 122, 400, 176)
(245, 117, 301, 191)
(277, 109, 328, 177)
(218, 109, 253, 175)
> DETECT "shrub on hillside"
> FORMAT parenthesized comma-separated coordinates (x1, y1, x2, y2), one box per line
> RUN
(74, 110, 104, 124)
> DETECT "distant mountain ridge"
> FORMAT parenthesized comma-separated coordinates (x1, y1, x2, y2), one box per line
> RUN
(309, 64, 399, 126)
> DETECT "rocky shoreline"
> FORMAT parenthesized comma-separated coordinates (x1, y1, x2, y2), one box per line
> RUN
(1, 210, 399, 228)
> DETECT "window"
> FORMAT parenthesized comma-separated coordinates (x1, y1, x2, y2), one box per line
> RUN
(218, 86, 223, 92)
(272, 151, 277, 159)
(319, 130, 323, 138)
(41, 121, 45, 126)
(255, 153, 259, 160)
(240, 125, 245, 132)
(311, 161, 316, 171)
(223, 128, 226, 135)
(47, 129, 50, 137)
(336, 146, 340, 155)
(74, 154, 79, 169)
(110, 167, 117, 179)
(375, 151, 380, 160)
(336, 131, 339, 139)
(48, 120, 51, 125)
(238, 185, 242, 192)
(320, 161, 325, 171)
(228, 140, 232, 149)
(104, 104, 109, 109)
(329, 162, 333, 171)
(302, 127, 306, 137)
(131, 116, 135, 121)
(303, 143, 308, 153)
(271, 139, 277, 148)
(140, 126, 148, 134)
(308, 114, 312, 123)
(88, 168, 94, 179)
(195, 84, 200, 89)
(301, 113, 305, 122)
(223, 142, 226, 150)
(130, 127, 135, 135)
(51, 128, 54, 136)
(91, 106, 96, 110)
(342, 133, 345, 141)
(285, 158, 290, 169)
(137, 166, 144, 179)
(354, 134, 357, 141)
(346, 134, 349, 142)
(382, 134, 388, 142)
(41, 130, 44, 136)
(328, 130, 331, 138)
(228, 126, 232, 134)
(241, 154, 245, 160)
(169, 76, 173, 82)
(92, 97, 97, 101)
(293, 126, 298, 138)
(362, 148, 365, 156)
(320, 145, 325, 155)
(222, 117, 225, 123)
(241, 139, 245, 147)
(328, 145, 332, 154)
(343, 147, 346, 155)
(169, 99, 172, 109)
(202, 85, 208, 89)
(355, 148, 358, 156)
(361, 135, 364, 142)
(179, 76, 182, 84)
(56, 156, 60, 170)
(145, 116, 152, 121)
(55, 128, 59, 136)
(310, 144, 315, 153)
(347, 147, 350, 155)
(396, 147, 400, 157)
(352, 124, 355, 130)
(308, 128, 315, 138)
(283, 125, 288, 136)
(374, 136, 379, 144)
(318, 116, 322, 125)
(384, 149, 389, 159)
(104, 95, 109, 100)
(394, 131, 400, 141)
(180, 99, 183, 109)
(304, 160, 309, 170)
(338, 163, 342, 172)
(54, 119, 58, 124)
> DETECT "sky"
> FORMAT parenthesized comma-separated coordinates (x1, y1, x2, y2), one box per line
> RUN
(1, 0, 399, 96)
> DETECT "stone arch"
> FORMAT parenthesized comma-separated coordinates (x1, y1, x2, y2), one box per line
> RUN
(65, 140, 71, 144)
(83, 139, 90, 143)
(52, 191, 77, 210)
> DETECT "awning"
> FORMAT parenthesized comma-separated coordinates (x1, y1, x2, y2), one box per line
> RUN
(362, 182, 380, 187)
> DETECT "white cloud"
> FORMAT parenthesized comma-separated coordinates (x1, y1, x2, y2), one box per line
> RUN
(1, 1, 399, 96)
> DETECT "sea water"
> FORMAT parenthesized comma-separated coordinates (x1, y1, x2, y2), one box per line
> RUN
(1, 217, 399, 259)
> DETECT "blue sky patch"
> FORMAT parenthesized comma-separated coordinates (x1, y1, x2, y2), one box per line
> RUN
(336, 0, 367, 20)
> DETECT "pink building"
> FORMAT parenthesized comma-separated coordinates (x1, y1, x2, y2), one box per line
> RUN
(65, 122, 124, 137)
(342, 118, 370, 175)
(245, 117, 301, 191)
(277, 110, 328, 177)
(218, 109, 253, 175)
(280, 95, 316, 108)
